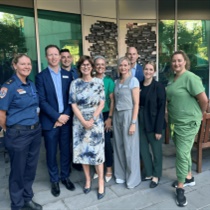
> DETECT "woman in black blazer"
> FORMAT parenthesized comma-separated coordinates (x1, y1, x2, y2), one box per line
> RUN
(139, 61, 166, 188)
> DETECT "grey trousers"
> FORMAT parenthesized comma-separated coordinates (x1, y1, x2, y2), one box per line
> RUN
(113, 109, 141, 188)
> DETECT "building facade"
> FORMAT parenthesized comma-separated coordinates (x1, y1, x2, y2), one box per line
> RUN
(0, 0, 210, 96)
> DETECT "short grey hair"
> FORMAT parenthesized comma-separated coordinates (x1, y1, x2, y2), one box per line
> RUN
(93, 55, 106, 64)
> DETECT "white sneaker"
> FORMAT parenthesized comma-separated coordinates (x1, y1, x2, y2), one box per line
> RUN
(116, 179, 125, 184)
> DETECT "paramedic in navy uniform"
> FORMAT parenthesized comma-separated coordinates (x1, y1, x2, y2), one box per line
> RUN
(0, 54, 42, 210)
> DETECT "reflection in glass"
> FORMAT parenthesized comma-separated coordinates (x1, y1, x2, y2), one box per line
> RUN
(177, 20, 209, 96)
(0, 7, 37, 83)
(38, 10, 82, 70)
(159, 20, 175, 86)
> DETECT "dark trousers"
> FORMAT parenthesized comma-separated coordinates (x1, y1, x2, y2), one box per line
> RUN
(43, 123, 70, 183)
(4, 125, 42, 210)
(139, 109, 163, 178)
(103, 112, 113, 167)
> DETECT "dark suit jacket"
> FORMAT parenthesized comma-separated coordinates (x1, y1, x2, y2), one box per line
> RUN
(140, 79, 166, 134)
(135, 63, 144, 84)
(35, 67, 73, 130)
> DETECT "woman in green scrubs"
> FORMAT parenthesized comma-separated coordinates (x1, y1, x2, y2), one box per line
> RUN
(166, 50, 208, 207)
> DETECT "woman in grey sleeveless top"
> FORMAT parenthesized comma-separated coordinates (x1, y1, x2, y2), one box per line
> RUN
(113, 57, 141, 189)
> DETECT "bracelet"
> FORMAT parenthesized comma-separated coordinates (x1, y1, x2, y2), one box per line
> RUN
(131, 120, 136, 125)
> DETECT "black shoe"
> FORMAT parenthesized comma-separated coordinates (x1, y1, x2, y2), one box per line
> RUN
(83, 186, 91, 194)
(172, 177, 195, 188)
(72, 163, 83, 171)
(61, 178, 75, 191)
(97, 188, 105, 200)
(22, 200, 42, 210)
(150, 179, 159, 188)
(51, 182, 60, 197)
(176, 188, 188, 207)
(83, 182, 91, 194)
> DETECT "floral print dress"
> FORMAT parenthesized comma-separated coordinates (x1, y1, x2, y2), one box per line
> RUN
(69, 77, 105, 165)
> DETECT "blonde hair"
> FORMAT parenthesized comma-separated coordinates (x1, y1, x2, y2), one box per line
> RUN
(12, 54, 31, 65)
(144, 61, 156, 72)
(118, 56, 131, 67)
(118, 56, 131, 78)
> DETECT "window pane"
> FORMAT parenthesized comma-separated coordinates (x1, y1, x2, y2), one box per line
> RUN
(38, 10, 82, 69)
(0, 5, 37, 84)
(159, 20, 175, 86)
(177, 20, 209, 95)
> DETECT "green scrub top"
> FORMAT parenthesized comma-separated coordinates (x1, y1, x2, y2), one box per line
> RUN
(166, 71, 204, 125)
(103, 75, 115, 112)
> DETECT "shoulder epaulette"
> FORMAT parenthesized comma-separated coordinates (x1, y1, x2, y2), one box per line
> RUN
(5, 78, 14, 85)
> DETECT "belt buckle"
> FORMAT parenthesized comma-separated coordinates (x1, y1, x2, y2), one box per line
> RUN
(31, 125, 35, 129)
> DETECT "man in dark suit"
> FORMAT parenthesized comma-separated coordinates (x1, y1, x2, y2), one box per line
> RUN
(36, 45, 75, 197)
(127, 47, 144, 83)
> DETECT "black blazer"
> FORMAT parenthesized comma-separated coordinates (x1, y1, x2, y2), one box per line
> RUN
(35, 67, 73, 130)
(140, 79, 166, 134)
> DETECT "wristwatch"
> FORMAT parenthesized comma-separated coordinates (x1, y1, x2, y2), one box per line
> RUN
(93, 116, 97, 121)
(131, 120, 136, 125)
(108, 116, 113, 119)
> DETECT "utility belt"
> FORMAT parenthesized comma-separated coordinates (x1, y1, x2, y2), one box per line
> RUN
(7, 122, 39, 130)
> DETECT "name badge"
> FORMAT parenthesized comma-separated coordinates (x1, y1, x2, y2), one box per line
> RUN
(62, 75, 69, 79)
(19, 91, 26, 94)
(122, 85, 128, 88)
(17, 89, 26, 94)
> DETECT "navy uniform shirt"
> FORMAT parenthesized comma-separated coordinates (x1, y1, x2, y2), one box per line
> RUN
(70, 67, 79, 80)
(0, 74, 39, 126)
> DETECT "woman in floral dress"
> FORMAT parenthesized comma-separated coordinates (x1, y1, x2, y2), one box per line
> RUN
(69, 55, 105, 199)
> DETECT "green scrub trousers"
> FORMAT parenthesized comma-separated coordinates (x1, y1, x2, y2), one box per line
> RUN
(171, 121, 200, 183)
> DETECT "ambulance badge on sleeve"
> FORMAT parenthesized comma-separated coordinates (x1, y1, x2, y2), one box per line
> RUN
(0, 87, 8, 99)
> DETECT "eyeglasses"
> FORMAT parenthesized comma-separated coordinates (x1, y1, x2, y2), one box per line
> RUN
(81, 64, 91, 68)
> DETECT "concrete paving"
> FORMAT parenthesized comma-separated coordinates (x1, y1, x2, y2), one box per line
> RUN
(0, 140, 210, 210)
